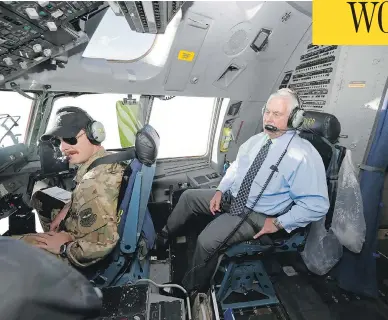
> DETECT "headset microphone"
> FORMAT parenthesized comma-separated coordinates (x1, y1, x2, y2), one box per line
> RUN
(264, 125, 296, 132)
(264, 125, 278, 132)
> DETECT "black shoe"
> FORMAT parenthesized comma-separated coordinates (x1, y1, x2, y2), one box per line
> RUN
(156, 229, 170, 248)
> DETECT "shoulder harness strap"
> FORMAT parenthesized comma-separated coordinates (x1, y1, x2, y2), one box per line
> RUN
(86, 147, 136, 173)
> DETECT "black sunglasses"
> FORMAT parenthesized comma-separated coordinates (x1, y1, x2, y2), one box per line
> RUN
(50, 132, 85, 147)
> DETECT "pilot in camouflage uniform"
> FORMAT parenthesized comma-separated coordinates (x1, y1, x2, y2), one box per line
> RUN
(27, 149, 125, 267)
(63, 149, 125, 267)
(13, 107, 126, 269)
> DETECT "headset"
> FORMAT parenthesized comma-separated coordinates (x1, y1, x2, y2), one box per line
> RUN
(56, 106, 106, 145)
(262, 88, 305, 130)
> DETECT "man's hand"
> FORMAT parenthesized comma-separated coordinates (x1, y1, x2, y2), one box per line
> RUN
(253, 218, 279, 239)
(21, 234, 48, 245)
(50, 203, 70, 232)
(210, 191, 222, 215)
(33, 231, 74, 255)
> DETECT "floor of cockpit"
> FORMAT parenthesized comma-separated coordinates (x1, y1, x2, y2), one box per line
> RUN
(169, 226, 388, 320)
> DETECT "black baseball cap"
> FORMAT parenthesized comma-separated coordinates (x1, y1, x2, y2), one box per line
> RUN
(41, 106, 92, 141)
(0, 238, 102, 319)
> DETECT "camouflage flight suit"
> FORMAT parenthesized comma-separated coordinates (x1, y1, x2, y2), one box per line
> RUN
(22, 148, 125, 268)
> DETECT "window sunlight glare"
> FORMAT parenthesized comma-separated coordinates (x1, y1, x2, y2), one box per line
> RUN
(148, 96, 216, 158)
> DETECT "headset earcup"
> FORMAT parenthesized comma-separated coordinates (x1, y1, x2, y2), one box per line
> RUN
(292, 109, 305, 128)
(89, 121, 106, 144)
(287, 108, 297, 128)
(84, 121, 94, 144)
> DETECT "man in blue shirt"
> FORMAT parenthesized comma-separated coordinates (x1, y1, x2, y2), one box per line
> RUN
(158, 88, 330, 295)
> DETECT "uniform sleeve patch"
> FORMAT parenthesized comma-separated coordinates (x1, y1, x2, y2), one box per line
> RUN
(79, 208, 97, 227)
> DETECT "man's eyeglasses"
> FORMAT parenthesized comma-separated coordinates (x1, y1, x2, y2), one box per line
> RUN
(50, 132, 85, 147)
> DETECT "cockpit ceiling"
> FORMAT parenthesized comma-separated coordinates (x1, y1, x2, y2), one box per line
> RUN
(0, 1, 315, 99)
(286, 1, 312, 18)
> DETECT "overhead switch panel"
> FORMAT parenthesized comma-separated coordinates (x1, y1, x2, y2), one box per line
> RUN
(108, 1, 185, 34)
(0, 1, 108, 86)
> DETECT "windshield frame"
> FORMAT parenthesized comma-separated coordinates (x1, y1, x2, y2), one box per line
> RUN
(0, 114, 22, 145)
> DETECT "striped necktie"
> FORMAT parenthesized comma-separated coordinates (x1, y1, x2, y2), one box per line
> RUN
(229, 139, 272, 216)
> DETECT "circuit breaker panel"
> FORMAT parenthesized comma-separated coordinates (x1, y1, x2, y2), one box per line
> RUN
(279, 44, 341, 111)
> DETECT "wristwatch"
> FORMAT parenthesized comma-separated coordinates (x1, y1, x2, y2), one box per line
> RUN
(59, 241, 72, 258)
(273, 218, 283, 230)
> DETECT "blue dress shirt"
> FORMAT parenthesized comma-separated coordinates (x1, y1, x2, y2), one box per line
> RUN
(217, 131, 330, 232)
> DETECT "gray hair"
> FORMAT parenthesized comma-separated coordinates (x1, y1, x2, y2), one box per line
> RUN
(266, 88, 300, 114)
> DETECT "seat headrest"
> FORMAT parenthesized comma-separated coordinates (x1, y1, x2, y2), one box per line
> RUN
(299, 111, 341, 144)
(135, 124, 160, 166)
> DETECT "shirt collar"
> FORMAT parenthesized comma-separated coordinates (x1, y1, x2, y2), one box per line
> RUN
(265, 130, 297, 146)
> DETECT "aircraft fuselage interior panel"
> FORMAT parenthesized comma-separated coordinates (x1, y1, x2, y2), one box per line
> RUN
(186, 168, 222, 189)
(1, 1, 388, 320)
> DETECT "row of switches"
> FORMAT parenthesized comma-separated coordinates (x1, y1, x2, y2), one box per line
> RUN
(24, 8, 58, 31)
(2, 47, 52, 68)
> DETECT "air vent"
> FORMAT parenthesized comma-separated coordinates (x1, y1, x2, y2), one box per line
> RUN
(213, 60, 246, 89)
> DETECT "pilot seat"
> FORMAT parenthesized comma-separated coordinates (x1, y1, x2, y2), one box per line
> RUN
(212, 111, 347, 311)
(81, 124, 160, 288)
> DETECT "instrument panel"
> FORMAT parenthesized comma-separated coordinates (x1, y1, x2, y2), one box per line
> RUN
(0, 1, 107, 84)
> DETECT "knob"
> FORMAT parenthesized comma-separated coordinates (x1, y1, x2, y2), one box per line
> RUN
(33, 44, 42, 53)
(43, 48, 52, 57)
(3, 57, 12, 65)
(19, 61, 28, 69)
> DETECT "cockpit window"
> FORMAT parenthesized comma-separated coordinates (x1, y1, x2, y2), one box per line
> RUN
(148, 96, 217, 159)
(48, 93, 140, 149)
(48, 94, 217, 159)
(0, 91, 34, 148)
